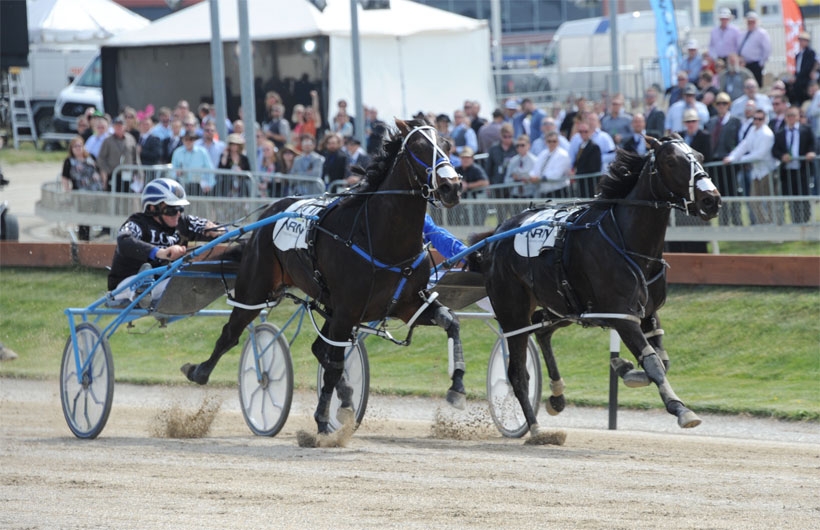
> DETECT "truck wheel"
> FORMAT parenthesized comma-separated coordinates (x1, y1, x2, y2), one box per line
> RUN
(34, 108, 54, 136)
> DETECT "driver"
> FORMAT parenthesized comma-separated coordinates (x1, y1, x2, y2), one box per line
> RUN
(108, 178, 225, 306)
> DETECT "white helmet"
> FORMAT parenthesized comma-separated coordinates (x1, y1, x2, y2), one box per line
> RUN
(141, 178, 190, 212)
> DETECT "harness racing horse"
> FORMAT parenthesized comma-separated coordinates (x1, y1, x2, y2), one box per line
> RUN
(471, 136, 721, 443)
(181, 119, 465, 438)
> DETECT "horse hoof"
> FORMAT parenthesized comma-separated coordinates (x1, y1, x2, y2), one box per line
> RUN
(546, 395, 565, 416)
(622, 369, 651, 388)
(525, 424, 567, 446)
(678, 410, 702, 429)
(180, 363, 209, 385)
(336, 406, 355, 426)
(446, 389, 466, 410)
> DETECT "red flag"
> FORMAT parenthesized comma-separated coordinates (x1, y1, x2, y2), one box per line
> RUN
(783, 0, 804, 74)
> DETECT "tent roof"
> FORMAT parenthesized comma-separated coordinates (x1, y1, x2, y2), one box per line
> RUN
(27, 0, 150, 44)
(105, 0, 486, 47)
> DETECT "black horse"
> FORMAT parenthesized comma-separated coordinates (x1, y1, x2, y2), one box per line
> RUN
(181, 119, 465, 436)
(471, 136, 722, 442)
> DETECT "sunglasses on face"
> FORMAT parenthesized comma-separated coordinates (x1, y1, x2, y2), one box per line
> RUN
(516, 143, 528, 147)
(162, 206, 184, 216)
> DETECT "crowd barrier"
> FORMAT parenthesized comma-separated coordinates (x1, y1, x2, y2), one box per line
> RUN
(36, 159, 818, 244)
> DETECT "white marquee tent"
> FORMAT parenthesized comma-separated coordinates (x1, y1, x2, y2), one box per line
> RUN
(27, 0, 150, 44)
(103, 0, 495, 123)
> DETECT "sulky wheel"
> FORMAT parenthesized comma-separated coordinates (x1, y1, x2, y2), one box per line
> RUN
(316, 339, 370, 433)
(238, 322, 293, 437)
(60, 322, 114, 439)
(486, 336, 542, 438)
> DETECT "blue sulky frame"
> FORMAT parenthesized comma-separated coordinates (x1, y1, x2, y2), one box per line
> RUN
(59, 212, 339, 440)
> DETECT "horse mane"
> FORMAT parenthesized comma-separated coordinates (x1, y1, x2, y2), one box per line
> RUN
(352, 118, 430, 194)
(596, 148, 647, 199)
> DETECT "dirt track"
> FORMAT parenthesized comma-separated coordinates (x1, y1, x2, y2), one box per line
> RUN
(1, 378, 818, 529)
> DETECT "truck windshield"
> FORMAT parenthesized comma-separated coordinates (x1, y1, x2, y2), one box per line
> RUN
(76, 56, 101, 88)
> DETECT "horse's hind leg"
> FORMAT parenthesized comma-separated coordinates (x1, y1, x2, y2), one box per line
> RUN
(613, 321, 701, 428)
(532, 320, 570, 416)
(610, 313, 667, 388)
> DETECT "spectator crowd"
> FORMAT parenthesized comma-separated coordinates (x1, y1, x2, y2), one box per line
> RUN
(58, 10, 817, 241)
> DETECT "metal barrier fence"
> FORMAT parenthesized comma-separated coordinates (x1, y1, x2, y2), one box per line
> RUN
(37, 159, 818, 244)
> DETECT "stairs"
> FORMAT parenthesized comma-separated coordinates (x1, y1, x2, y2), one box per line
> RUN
(7, 68, 38, 149)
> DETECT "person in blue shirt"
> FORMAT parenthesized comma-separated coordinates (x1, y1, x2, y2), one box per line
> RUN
(424, 213, 466, 260)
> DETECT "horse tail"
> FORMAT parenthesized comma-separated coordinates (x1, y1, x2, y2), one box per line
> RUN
(465, 230, 495, 274)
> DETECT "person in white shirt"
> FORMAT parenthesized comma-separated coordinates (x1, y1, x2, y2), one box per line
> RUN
(504, 134, 538, 198)
(531, 117, 569, 156)
(722, 109, 778, 224)
(529, 131, 571, 198)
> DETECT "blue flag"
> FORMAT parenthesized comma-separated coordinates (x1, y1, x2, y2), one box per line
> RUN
(650, 0, 680, 90)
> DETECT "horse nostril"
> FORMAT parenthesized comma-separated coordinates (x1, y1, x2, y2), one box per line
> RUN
(439, 183, 451, 195)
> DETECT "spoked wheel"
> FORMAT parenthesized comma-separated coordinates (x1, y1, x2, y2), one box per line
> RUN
(316, 339, 369, 432)
(486, 336, 542, 438)
(60, 322, 114, 439)
(238, 323, 293, 436)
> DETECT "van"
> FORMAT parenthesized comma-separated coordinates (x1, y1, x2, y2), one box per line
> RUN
(52, 55, 103, 132)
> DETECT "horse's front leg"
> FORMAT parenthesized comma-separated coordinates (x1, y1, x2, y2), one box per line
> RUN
(609, 313, 668, 388)
(181, 306, 260, 385)
(612, 320, 701, 429)
(418, 302, 466, 409)
(312, 319, 356, 434)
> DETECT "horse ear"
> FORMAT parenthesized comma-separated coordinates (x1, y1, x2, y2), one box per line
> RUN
(645, 135, 662, 151)
(395, 118, 410, 136)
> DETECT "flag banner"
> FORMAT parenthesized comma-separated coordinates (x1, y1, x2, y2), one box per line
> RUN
(650, 0, 680, 90)
(783, 0, 804, 74)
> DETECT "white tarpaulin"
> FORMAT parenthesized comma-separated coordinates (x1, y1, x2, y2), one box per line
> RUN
(103, 0, 495, 122)
(27, 0, 150, 44)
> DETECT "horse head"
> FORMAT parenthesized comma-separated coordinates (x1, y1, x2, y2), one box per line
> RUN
(395, 118, 461, 207)
(647, 135, 722, 220)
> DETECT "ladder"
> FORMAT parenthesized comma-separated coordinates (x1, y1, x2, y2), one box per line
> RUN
(7, 68, 38, 149)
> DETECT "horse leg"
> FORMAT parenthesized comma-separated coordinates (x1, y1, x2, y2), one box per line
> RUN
(421, 303, 466, 409)
(610, 313, 668, 388)
(181, 306, 260, 385)
(613, 321, 701, 428)
(532, 322, 566, 416)
(313, 319, 356, 434)
(311, 321, 355, 413)
(505, 333, 540, 429)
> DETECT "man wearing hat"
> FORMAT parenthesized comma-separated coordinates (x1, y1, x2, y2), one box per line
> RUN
(789, 31, 817, 106)
(738, 11, 771, 87)
(709, 8, 742, 63)
(682, 39, 703, 84)
(456, 147, 489, 197)
(705, 91, 743, 225)
(171, 130, 215, 196)
(503, 99, 519, 123)
(665, 83, 710, 135)
(682, 109, 712, 160)
(97, 115, 138, 193)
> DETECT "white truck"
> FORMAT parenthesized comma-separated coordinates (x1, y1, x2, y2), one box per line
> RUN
(17, 45, 100, 134)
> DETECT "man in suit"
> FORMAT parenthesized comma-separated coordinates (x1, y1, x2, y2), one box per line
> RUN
(768, 95, 788, 135)
(771, 106, 816, 223)
(571, 123, 602, 198)
(161, 118, 184, 164)
(643, 87, 666, 139)
(789, 31, 817, 106)
(513, 98, 547, 142)
(706, 92, 743, 225)
(622, 113, 648, 156)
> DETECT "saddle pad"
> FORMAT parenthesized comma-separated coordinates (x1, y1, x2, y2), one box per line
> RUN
(513, 208, 579, 258)
(272, 198, 329, 252)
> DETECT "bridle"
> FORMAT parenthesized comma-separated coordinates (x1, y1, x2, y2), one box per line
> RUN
(399, 125, 460, 201)
(648, 139, 717, 215)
